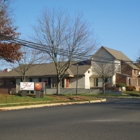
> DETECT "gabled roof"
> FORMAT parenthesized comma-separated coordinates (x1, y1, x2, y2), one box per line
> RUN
(92, 46, 131, 61)
(0, 62, 91, 78)
(102, 46, 131, 61)
(92, 46, 139, 70)
(69, 65, 91, 75)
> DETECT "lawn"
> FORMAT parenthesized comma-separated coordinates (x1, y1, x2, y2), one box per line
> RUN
(0, 91, 139, 107)
(0, 93, 98, 107)
(123, 91, 140, 96)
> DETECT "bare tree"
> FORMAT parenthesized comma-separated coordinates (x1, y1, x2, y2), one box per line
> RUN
(136, 50, 140, 63)
(92, 57, 121, 94)
(32, 8, 96, 94)
(9, 46, 48, 82)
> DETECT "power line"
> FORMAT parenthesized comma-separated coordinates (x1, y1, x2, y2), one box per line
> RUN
(0, 34, 91, 60)
(0, 34, 138, 65)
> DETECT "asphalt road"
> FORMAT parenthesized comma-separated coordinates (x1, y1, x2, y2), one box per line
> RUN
(0, 98, 140, 140)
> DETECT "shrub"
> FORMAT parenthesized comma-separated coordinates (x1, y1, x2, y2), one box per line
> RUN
(116, 83, 126, 87)
(126, 86, 136, 91)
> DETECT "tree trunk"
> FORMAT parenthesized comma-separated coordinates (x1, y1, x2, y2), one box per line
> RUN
(56, 80, 61, 94)
(103, 82, 105, 94)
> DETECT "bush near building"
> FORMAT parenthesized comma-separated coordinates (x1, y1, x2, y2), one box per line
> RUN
(126, 86, 136, 91)
(116, 83, 126, 87)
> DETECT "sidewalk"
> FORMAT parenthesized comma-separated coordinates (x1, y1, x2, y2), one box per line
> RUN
(0, 99, 106, 111)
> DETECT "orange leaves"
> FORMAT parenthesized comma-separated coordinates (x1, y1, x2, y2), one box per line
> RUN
(0, 0, 22, 62)
(0, 42, 22, 62)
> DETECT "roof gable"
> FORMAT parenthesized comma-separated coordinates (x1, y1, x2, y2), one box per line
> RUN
(102, 46, 131, 61)
(92, 46, 139, 70)
(92, 46, 131, 61)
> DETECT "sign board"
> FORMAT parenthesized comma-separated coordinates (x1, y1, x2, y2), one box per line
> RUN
(34, 82, 42, 91)
(20, 82, 34, 90)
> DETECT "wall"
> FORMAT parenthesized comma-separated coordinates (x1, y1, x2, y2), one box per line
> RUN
(91, 48, 119, 88)
(90, 77, 94, 88)
(114, 60, 121, 72)
(16, 79, 20, 93)
(92, 48, 115, 61)
(116, 73, 127, 85)
(121, 64, 132, 76)
(85, 68, 92, 89)
(0, 78, 16, 94)
(15, 76, 86, 94)
(70, 76, 85, 88)
(112, 74, 116, 85)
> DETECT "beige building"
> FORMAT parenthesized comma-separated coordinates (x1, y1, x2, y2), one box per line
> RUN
(91, 46, 140, 91)
(0, 46, 139, 94)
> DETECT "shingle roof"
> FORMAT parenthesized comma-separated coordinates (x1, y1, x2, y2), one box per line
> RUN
(93, 46, 139, 70)
(69, 65, 91, 75)
(0, 62, 91, 78)
(102, 46, 131, 61)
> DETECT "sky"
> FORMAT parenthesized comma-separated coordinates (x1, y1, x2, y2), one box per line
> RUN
(10, 0, 140, 62)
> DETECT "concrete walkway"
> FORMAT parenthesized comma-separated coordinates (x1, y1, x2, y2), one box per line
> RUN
(0, 99, 106, 111)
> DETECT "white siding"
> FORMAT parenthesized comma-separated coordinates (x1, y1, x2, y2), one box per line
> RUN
(90, 77, 94, 88)
(112, 74, 116, 85)
(91, 47, 121, 87)
(91, 48, 114, 66)
(85, 68, 93, 89)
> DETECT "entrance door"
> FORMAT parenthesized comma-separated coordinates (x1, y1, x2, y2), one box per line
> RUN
(66, 78, 70, 88)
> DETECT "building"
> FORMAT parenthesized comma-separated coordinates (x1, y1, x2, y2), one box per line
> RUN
(91, 46, 140, 91)
(0, 46, 139, 94)
(0, 62, 93, 94)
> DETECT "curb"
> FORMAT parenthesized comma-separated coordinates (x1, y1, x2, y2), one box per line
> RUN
(0, 99, 106, 111)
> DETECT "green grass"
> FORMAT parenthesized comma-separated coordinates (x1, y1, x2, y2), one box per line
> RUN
(0, 91, 140, 108)
(0, 94, 53, 103)
(79, 93, 127, 97)
(123, 91, 140, 96)
(0, 93, 98, 107)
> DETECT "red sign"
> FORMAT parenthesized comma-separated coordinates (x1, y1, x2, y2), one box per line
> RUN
(35, 82, 42, 91)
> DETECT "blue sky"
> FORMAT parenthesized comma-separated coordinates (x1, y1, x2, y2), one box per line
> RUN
(11, 0, 140, 61)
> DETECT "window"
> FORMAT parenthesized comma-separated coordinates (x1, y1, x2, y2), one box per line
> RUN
(134, 69, 137, 74)
(48, 77, 51, 85)
(10, 80, 15, 85)
(94, 78, 98, 86)
(39, 78, 42, 82)
(29, 78, 32, 82)
(105, 78, 108, 83)
(0, 79, 4, 86)
(4, 79, 6, 86)
(52, 78, 57, 88)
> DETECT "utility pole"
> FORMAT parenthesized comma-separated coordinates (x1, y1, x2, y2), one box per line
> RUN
(76, 64, 78, 95)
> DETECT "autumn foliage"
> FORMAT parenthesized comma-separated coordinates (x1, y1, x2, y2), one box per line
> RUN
(126, 86, 136, 91)
(0, 0, 22, 62)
